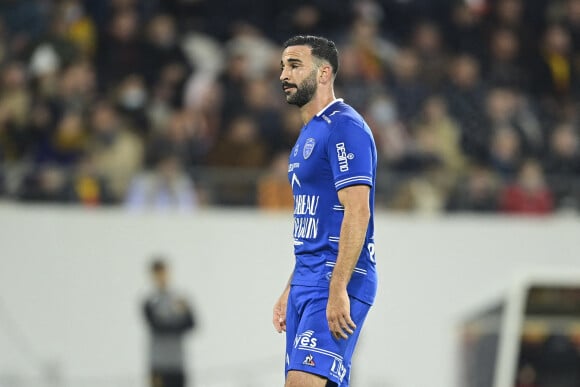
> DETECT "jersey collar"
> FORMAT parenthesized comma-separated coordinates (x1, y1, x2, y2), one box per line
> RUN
(315, 98, 344, 117)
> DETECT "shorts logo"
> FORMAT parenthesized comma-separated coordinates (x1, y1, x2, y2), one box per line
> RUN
(335, 142, 354, 172)
(303, 354, 316, 366)
(294, 330, 318, 349)
(330, 358, 347, 382)
(303, 138, 316, 159)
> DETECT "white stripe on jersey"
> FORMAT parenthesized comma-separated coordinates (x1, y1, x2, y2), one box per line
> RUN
(325, 261, 367, 275)
(295, 345, 344, 361)
(335, 175, 373, 189)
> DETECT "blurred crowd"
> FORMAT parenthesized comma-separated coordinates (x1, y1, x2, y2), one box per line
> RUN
(1, 0, 580, 214)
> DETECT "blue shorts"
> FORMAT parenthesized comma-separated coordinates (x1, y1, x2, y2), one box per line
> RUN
(285, 285, 371, 387)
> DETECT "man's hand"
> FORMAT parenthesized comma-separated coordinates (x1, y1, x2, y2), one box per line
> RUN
(327, 285, 356, 340)
(273, 288, 289, 333)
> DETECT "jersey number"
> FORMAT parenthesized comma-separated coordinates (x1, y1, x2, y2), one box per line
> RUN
(367, 242, 376, 263)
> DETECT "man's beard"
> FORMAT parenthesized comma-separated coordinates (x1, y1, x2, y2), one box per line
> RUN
(284, 70, 317, 107)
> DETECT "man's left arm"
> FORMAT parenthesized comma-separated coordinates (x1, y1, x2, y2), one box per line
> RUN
(144, 298, 195, 334)
(179, 299, 196, 332)
(327, 184, 370, 340)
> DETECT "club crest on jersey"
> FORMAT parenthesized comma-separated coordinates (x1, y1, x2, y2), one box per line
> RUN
(303, 138, 316, 159)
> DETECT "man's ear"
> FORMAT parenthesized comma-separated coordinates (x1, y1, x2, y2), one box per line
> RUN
(319, 63, 333, 84)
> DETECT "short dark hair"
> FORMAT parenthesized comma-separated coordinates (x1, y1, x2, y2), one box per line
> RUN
(150, 256, 167, 273)
(283, 35, 339, 75)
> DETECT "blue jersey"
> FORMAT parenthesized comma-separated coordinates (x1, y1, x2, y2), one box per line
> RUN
(287, 99, 378, 305)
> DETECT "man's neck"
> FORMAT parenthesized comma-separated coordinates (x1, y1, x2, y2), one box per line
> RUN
(300, 90, 337, 124)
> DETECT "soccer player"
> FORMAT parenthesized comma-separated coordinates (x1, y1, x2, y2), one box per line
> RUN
(273, 35, 378, 387)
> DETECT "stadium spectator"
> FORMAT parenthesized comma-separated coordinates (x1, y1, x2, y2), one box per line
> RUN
(217, 51, 250, 129)
(483, 26, 528, 90)
(142, 14, 191, 88)
(488, 127, 523, 182)
(141, 13, 192, 111)
(443, 54, 488, 162)
(126, 151, 197, 212)
(388, 166, 449, 213)
(333, 44, 379, 113)
(206, 115, 268, 205)
(58, 0, 97, 58)
(340, 13, 398, 85)
(446, 164, 500, 213)
(146, 109, 211, 171)
(240, 77, 284, 158)
(486, 0, 534, 56)
(0, 61, 31, 161)
(389, 48, 429, 127)
(88, 100, 143, 202)
(412, 95, 468, 183)
(95, 8, 145, 92)
(57, 59, 97, 109)
(543, 122, 580, 209)
(563, 0, 580, 54)
(499, 158, 555, 214)
(531, 22, 577, 118)
(446, 2, 486, 57)
(364, 91, 409, 166)
(22, 100, 56, 164)
(113, 74, 150, 134)
(206, 115, 268, 169)
(483, 86, 543, 158)
(37, 111, 88, 166)
(410, 20, 449, 91)
(224, 22, 277, 81)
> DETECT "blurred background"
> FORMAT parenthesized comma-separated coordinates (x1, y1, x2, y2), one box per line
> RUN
(0, 0, 579, 387)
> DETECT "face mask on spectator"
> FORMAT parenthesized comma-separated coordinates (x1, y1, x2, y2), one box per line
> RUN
(120, 87, 147, 110)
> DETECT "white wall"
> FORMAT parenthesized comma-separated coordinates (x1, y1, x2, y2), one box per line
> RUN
(0, 204, 579, 387)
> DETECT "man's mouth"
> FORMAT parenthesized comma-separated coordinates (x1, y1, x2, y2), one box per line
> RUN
(282, 83, 296, 92)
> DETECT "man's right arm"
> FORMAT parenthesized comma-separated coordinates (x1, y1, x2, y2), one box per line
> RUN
(272, 273, 293, 333)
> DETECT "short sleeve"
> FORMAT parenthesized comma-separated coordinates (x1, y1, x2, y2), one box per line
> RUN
(327, 117, 375, 191)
